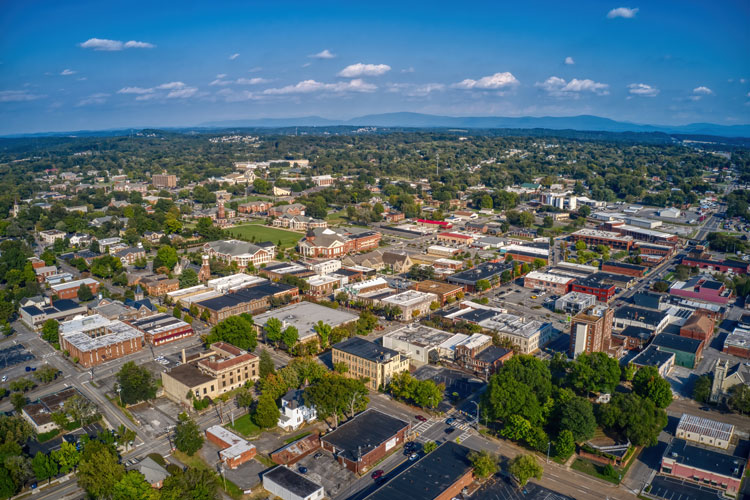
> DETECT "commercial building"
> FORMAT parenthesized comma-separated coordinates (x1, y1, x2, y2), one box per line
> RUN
(427, 245, 461, 257)
(363, 442, 474, 500)
(205, 425, 256, 469)
(139, 275, 180, 296)
(613, 306, 669, 333)
(464, 345, 513, 377)
(409, 280, 463, 305)
(570, 228, 634, 251)
(606, 223, 679, 245)
(152, 173, 177, 188)
(679, 311, 714, 344)
(680, 256, 748, 275)
(254, 302, 358, 345)
(298, 227, 381, 258)
(554, 291, 597, 315)
(669, 276, 732, 305)
(193, 281, 299, 325)
(523, 271, 575, 295)
(676, 414, 734, 450)
(651, 333, 704, 369)
(383, 325, 459, 365)
(39, 229, 67, 245)
(478, 314, 553, 355)
(203, 240, 273, 269)
(262, 466, 324, 500)
(570, 275, 617, 302)
(631, 345, 675, 377)
(321, 409, 410, 474)
(20, 299, 87, 331)
(660, 439, 745, 496)
(50, 278, 99, 300)
(161, 342, 259, 405)
(127, 313, 193, 346)
(569, 305, 613, 358)
(723, 327, 750, 359)
(21, 388, 87, 434)
(59, 314, 144, 368)
(601, 261, 647, 278)
(332, 337, 409, 390)
(501, 244, 549, 264)
(611, 325, 652, 351)
(436, 232, 475, 246)
(447, 261, 512, 292)
(381, 290, 438, 321)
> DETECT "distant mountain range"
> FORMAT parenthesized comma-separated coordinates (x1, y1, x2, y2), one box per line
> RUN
(201, 112, 750, 138)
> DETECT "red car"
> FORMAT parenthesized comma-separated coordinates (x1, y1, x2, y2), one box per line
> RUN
(415, 415, 427, 422)
(371, 470, 384, 480)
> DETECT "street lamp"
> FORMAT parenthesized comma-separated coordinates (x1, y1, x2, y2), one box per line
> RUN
(546, 441, 551, 464)
(115, 384, 122, 407)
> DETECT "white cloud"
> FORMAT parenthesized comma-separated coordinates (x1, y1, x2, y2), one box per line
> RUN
(401, 67, 415, 73)
(628, 83, 659, 97)
(216, 88, 257, 102)
(236, 77, 269, 85)
(0, 90, 45, 102)
(123, 40, 155, 49)
(564, 57, 575, 65)
(309, 49, 335, 59)
(607, 7, 639, 19)
(453, 72, 520, 90)
(536, 76, 609, 96)
(387, 83, 445, 97)
(229, 53, 240, 60)
(263, 78, 376, 95)
(337, 63, 391, 77)
(741, 78, 747, 84)
(60, 69, 76, 76)
(77, 93, 109, 106)
(156, 81, 186, 90)
(79, 38, 154, 51)
(216, 74, 227, 79)
(693, 86, 713, 95)
(166, 87, 198, 98)
(118, 86, 154, 94)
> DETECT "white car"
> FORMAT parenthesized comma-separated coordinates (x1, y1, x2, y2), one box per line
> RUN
(1, 375, 7, 382)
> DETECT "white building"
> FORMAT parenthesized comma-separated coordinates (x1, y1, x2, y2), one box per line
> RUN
(382, 324, 459, 365)
(310, 259, 341, 276)
(381, 290, 438, 321)
(277, 389, 317, 431)
(263, 466, 324, 500)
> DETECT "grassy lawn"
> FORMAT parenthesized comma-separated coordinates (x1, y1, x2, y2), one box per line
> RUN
(571, 458, 620, 484)
(283, 431, 311, 444)
(227, 224, 303, 249)
(326, 208, 348, 224)
(227, 414, 261, 437)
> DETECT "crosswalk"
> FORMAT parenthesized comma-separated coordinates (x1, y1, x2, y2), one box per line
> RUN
(412, 416, 477, 443)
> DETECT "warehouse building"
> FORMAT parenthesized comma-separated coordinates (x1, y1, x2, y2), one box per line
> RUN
(262, 466, 324, 500)
(651, 333, 704, 369)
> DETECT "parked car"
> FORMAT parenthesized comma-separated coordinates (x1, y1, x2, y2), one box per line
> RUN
(445, 428, 456, 434)
(371, 470, 384, 480)
(445, 417, 455, 425)
(298, 466, 308, 474)
(415, 415, 427, 422)
(409, 453, 419, 461)
(313, 452, 323, 459)
(1, 375, 6, 382)
(700, 406, 711, 412)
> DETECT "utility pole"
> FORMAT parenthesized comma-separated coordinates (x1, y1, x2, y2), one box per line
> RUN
(546, 441, 551, 464)
(436, 152, 440, 177)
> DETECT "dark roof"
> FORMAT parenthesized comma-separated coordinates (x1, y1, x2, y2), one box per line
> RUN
(165, 363, 214, 388)
(651, 333, 702, 354)
(632, 292, 662, 310)
(456, 308, 497, 324)
(335, 268, 362, 277)
(263, 466, 322, 497)
(573, 275, 616, 290)
(51, 299, 83, 311)
(333, 337, 400, 363)
(614, 305, 667, 327)
(664, 439, 745, 479)
(321, 409, 409, 462)
(256, 241, 276, 249)
(364, 442, 472, 500)
(615, 326, 652, 341)
(604, 260, 647, 271)
(197, 282, 296, 311)
(124, 298, 155, 311)
(632, 345, 674, 368)
(447, 262, 512, 285)
(593, 271, 635, 284)
(702, 280, 723, 290)
(475, 346, 512, 364)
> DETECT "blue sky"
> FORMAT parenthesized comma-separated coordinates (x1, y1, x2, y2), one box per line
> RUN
(1, 0, 748, 134)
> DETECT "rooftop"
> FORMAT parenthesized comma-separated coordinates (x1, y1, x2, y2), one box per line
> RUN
(381, 290, 437, 307)
(128, 313, 191, 336)
(263, 466, 323, 498)
(60, 314, 143, 353)
(556, 291, 597, 305)
(50, 277, 98, 291)
(573, 228, 633, 241)
(207, 273, 267, 292)
(479, 313, 550, 339)
(164, 362, 214, 388)
(447, 261, 512, 285)
(525, 271, 575, 284)
(725, 327, 750, 350)
(385, 325, 457, 348)
(321, 409, 409, 462)
(677, 413, 734, 443)
(614, 305, 667, 327)
(632, 345, 675, 368)
(651, 333, 703, 354)
(254, 302, 358, 341)
(663, 439, 745, 479)
(333, 337, 401, 364)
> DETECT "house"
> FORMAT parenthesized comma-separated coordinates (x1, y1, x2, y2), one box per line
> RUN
(21, 388, 88, 434)
(114, 246, 146, 266)
(321, 409, 409, 474)
(277, 389, 317, 431)
(262, 466, 324, 500)
(205, 425, 256, 469)
(135, 456, 170, 488)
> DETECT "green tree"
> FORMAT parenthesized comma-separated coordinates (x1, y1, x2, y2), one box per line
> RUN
(632, 366, 673, 408)
(156, 245, 179, 270)
(314, 321, 331, 349)
(468, 450, 498, 479)
(423, 441, 438, 453)
(264, 317, 283, 347)
(77, 283, 94, 302)
(554, 429, 576, 460)
(174, 413, 204, 456)
(113, 470, 156, 500)
(509, 454, 543, 486)
(179, 268, 199, 288)
(253, 394, 281, 428)
(574, 240, 587, 251)
(0, 468, 15, 499)
(692, 374, 712, 404)
(0, 415, 34, 445)
(543, 215, 553, 228)
(622, 363, 637, 382)
(235, 387, 254, 409)
(173, 305, 182, 319)
(304, 375, 369, 428)
(728, 384, 750, 414)
(51, 441, 80, 474)
(475, 279, 491, 292)
(259, 349, 275, 379)
(116, 361, 157, 405)
(282, 326, 299, 351)
(482, 355, 551, 426)
(33, 365, 59, 384)
(10, 393, 27, 412)
(161, 466, 220, 500)
(206, 315, 257, 351)
(500, 414, 531, 442)
(77, 447, 124, 499)
(558, 396, 597, 442)
(598, 393, 667, 446)
(63, 394, 98, 424)
(41, 319, 59, 344)
(568, 352, 620, 395)
(31, 452, 58, 484)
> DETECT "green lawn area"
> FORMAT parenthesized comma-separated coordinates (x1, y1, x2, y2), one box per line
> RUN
(227, 224, 303, 249)
(326, 208, 348, 224)
(571, 458, 620, 484)
(227, 414, 261, 437)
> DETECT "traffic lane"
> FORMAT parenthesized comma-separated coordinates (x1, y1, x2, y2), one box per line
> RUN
(367, 393, 428, 425)
(334, 448, 415, 500)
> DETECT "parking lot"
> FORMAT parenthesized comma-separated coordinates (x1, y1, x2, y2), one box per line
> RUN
(470, 474, 575, 500)
(294, 449, 357, 498)
(647, 476, 723, 500)
(127, 398, 180, 438)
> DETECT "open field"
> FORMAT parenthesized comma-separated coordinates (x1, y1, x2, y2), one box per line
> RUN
(227, 224, 303, 248)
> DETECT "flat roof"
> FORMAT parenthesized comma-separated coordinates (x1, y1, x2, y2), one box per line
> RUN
(333, 337, 401, 363)
(525, 271, 575, 284)
(50, 278, 98, 291)
(385, 325, 456, 348)
(164, 362, 214, 388)
(321, 409, 409, 462)
(652, 333, 702, 354)
(363, 442, 472, 500)
(725, 327, 750, 350)
(447, 261, 512, 285)
(381, 290, 437, 307)
(573, 228, 633, 241)
(263, 466, 323, 498)
(478, 313, 549, 339)
(677, 413, 734, 442)
(556, 291, 597, 305)
(614, 306, 668, 327)
(632, 345, 674, 368)
(603, 260, 646, 271)
(664, 439, 745, 479)
(128, 313, 191, 335)
(254, 302, 358, 341)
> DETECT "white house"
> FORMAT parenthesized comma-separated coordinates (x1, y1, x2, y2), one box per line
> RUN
(277, 389, 317, 431)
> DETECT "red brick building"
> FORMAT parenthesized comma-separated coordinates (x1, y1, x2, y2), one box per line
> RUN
(680, 310, 714, 344)
(409, 280, 464, 305)
(298, 228, 381, 258)
(570, 228, 634, 251)
(127, 313, 193, 346)
(602, 261, 647, 278)
(238, 200, 273, 214)
(50, 278, 100, 300)
(570, 276, 617, 302)
(205, 425, 256, 469)
(59, 314, 144, 368)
